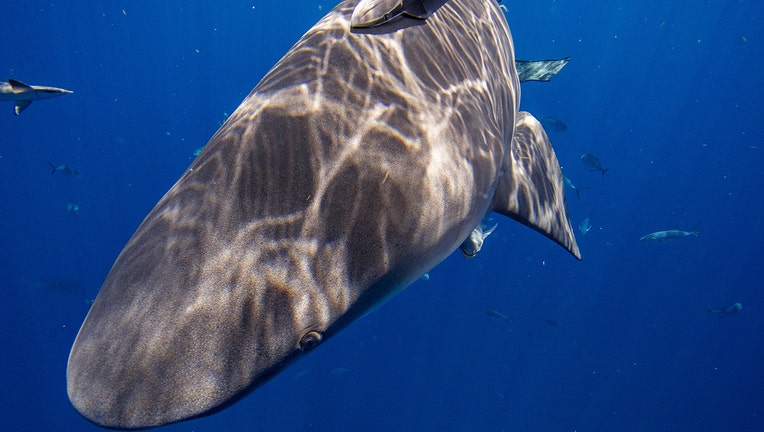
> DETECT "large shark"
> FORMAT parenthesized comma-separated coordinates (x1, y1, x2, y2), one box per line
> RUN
(0, 79, 72, 115)
(67, 0, 580, 428)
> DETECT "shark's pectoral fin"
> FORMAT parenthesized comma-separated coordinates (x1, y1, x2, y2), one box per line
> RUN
(491, 112, 581, 259)
(14, 100, 32, 115)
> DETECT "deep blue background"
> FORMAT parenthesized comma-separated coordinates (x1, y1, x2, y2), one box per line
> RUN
(1, 1, 762, 431)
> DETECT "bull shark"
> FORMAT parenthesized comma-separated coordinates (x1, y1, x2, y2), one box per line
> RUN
(67, 0, 580, 429)
(0, 79, 72, 115)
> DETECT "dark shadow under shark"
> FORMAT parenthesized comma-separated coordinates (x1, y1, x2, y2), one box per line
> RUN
(67, 0, 580, 429)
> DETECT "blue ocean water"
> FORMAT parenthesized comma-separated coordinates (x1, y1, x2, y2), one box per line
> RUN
(1, 0, 762, 431)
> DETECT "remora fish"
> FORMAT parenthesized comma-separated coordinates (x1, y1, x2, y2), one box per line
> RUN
(460, 216, 498, 258)
(640, 222, 700, 242)
(67, 0, 580, 429)
(581, 153, 608, 178)
(0, 79, 73, 115)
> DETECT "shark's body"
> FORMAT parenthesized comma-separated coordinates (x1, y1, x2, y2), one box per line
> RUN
(67, 0, 579, 429)
(0, 79, 72, 115)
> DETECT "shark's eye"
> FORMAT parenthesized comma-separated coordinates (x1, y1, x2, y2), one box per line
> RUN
(298, 330, 323, 351)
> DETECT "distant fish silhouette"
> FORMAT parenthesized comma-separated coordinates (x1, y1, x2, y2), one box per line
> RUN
(707, 302, 741, 315)
(67, 203, 80, 218)
(47, 161, 79, 176)
(640, 222, 700, 242)
(563, 175, 587, 200)
(541, 116, 567, 132)
(581, 153, 608, 179)
(578, 210, 596, 236)
(486, 309, 508, 321)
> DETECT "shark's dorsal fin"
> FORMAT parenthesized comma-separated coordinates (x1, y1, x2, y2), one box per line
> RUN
(350, 0, 430, 28)
(8, 79, 33, 93)
(491, 112, 581, 259)
(14, 100, 32, 115)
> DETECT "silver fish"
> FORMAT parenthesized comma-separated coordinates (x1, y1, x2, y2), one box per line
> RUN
(640, 223, 700, 242)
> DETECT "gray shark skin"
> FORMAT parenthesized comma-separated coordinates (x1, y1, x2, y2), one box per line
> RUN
(67, 0, 580, 429)
(0, 79, 73, 115)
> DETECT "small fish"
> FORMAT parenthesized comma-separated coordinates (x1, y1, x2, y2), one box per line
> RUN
(707, 302, 742, 315)
(193, 146, 205, 157)
(514, 57, 571, 82)
(540, 116, 567, 132)
(67, 203, 80, 218)
(640, 222, 700, 242)
(485, 309, 508, 321)
(578, 210, 596, 236)
(581, 153, 608, 179)
(562, 175, 586, 200)
(331, 367, 351, 375)
(47, 161, 79, 176)
(460, 217, 498, 258)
